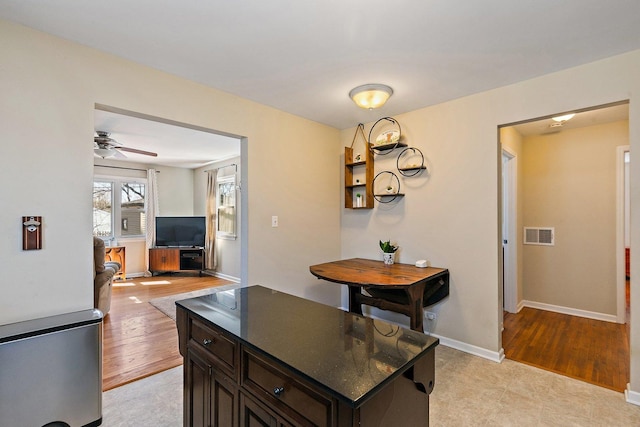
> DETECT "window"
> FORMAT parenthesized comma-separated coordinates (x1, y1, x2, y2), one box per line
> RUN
(93, 178, 146, 240)
(120, 182, 146, 236)
(217, 175, 236, 239)
(93, 181, 113, 237)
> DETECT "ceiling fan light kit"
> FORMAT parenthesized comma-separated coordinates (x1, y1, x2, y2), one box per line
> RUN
(94, 147, 117, 158)
(349, 84, 393, 109)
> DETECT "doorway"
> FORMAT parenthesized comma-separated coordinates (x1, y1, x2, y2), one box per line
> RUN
(92, 105, 246, 389)
(500, 101, 630, 390)
(93, 105, 244, 280)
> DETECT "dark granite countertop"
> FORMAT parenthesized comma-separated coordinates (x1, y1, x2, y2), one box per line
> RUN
(176, 285, 438, 407)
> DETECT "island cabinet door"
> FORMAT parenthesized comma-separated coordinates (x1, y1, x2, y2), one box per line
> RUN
(186, 348, 239, 427)
(239, 392, 294, 427)
(347, 367, 430, 427)
(185, 348, 210, 427)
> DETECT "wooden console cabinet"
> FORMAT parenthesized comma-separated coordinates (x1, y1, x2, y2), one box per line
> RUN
(177, 285, 438, 427)
(105, 246, 126, 280)
(149, 247, 204, 275)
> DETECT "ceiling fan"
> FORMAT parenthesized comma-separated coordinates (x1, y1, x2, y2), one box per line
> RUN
(94, 131, 158, 159)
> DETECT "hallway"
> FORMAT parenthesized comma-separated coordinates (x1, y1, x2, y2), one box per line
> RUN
(503, 307, 629, 392)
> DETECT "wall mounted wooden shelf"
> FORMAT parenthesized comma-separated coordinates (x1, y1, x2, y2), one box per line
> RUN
(345, 124, 373, 209)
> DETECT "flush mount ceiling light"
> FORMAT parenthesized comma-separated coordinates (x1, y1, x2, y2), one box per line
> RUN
(552, 113, 575, 123)
(549, 113, 576, 128)
(349, 84, 393, 109)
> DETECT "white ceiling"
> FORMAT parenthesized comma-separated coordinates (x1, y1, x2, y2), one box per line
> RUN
(94, 109, 240, 168)
(2, 1, 640, 132)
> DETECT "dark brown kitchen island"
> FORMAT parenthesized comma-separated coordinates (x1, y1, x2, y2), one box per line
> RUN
(176, 285, 438, 426)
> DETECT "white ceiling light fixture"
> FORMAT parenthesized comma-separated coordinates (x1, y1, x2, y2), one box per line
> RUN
(549, 113, 576, 129)
(552, 113, 575, 123)
(349, 84, 393, 109)
(94, 146, 117, 158)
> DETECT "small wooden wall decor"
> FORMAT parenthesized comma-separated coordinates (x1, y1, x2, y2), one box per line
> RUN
(22, 216, 42, 250)
(345, 123, 374, 209)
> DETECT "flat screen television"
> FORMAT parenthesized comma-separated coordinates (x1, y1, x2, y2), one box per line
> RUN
(155, 216, 206, 248)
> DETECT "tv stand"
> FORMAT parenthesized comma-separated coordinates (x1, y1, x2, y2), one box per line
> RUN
(149, 247, 205, 275)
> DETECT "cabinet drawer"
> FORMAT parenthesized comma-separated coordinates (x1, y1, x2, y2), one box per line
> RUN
(190, 318, 237, 375)
(243, 349, 332, 427)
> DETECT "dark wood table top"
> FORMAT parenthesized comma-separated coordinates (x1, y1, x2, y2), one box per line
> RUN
(309, 258, 448, 289)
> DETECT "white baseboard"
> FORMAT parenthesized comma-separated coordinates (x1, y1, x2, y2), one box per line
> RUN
(521, 300, 618, 323)
(516, 300, 525, 313)
(626, 384, 640, 406)
(350, 310, 504, 363)
(126, 271, 240, 282)
(207, 271, 240, 283)
(124, 272, 145, 279)
(432, 333, 504, 363)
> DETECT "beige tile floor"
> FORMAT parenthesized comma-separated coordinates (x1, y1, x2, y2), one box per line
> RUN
(102, 345, 640, 426)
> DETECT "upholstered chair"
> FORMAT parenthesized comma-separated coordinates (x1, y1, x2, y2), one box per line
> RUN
(93, 237, 121, 315)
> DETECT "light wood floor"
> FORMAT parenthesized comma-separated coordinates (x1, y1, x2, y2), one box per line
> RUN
(102, 274, 231, 391)
(503, 307, 629, 392)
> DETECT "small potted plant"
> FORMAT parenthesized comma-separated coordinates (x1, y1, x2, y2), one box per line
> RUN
(355, 193, 362, 208)
(379, 239, 398, 265)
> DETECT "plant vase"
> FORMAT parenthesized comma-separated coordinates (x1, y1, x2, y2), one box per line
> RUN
(382, 252, 395, 265)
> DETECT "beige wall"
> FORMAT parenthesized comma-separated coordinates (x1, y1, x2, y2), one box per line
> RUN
(340, 50, 640, 376)
(5, 17, 640, 397)
(0, 19, 341, 326)
(521, 121, 628, 315)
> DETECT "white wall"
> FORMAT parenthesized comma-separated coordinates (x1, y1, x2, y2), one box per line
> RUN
(0, 19, 341, 326)
(156, 167, 196, 216)
(340, 50, 640, 392)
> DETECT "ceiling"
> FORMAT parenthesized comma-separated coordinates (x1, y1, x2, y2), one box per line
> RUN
(2, 1, 640, 132)
(510, 103, 629, 137)
(94, 109, 240, 168)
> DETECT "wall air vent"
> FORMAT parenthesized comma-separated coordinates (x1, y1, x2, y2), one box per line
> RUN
(524, 227, 554, 246)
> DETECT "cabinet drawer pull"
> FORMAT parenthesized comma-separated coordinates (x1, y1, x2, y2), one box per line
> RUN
(273, 386, 285, 397)
(203, 338, 214, 346)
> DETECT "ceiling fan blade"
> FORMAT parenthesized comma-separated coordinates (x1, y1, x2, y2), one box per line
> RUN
(119, 146, 158, 157)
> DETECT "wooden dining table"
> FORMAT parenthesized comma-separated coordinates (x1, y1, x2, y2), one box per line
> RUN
(309, 258, 449, 332)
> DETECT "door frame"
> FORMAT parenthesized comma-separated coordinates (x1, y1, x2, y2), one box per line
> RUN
(502, 147, 518, 314)
(616, 145, 630, 323)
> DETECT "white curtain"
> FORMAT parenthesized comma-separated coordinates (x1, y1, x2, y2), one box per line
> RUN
(145, 168, 159, 277)
(206, 169, 218, 270)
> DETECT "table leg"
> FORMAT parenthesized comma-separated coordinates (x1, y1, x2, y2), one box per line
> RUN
(348, 285, 363, 315)
(405, 283, 426, 332)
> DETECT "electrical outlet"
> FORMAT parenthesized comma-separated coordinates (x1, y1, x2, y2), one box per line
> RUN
(425, 311, 437, 321)
(271, 216, 278, 227)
